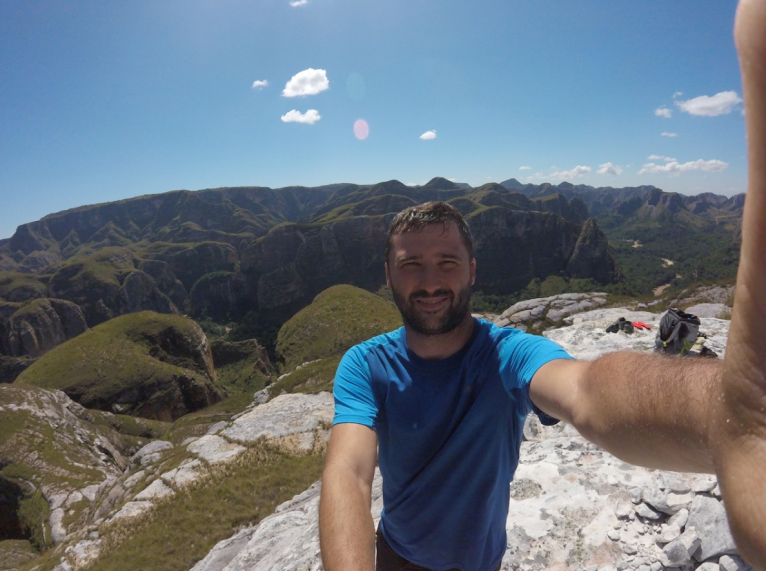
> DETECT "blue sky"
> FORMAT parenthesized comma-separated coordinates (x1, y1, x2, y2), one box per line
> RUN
(0, 0, 745, 239)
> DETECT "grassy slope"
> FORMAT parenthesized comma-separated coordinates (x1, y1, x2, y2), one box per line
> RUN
(275, 284, 402, 371)
(15, 311, 211, 409)
(266, 284, 402, 396)
(0, 273, 48, 302)
(0, 384, 140, 556)
(75, 443, 325, 571)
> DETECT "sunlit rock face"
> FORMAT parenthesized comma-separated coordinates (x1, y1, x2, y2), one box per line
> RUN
(0, 298, 87, 357)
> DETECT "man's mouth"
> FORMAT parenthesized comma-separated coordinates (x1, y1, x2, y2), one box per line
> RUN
(411, 292, 452, 311)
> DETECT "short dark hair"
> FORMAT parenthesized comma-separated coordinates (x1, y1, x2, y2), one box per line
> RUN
(385, 201, 474, 262)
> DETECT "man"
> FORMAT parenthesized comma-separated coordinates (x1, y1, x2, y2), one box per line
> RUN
(319, 1, 766, 569)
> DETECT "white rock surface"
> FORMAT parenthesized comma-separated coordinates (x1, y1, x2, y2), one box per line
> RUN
(187, 435, 246, 464)
(206, 421, 229, 435)
(109, 500, 155, 521)
(50, 507, 67, 543)
(222, 392, 334, 443)
(130, 440, 173, 466)
(543, 308, 729, 361)
(687, 495, 738, 561)
(134, 479, 175, 501)
(189, 421, 747, 571)
(190, 471, 383, 571)
(495, 292, 609, 329)
(162, 459, 203, 488)
(684, 303, 728, 318)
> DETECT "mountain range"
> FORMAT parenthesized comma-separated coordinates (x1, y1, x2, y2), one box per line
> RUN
(0, 177, 743, 379)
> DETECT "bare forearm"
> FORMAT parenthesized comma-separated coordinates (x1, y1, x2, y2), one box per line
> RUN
(319, 466, 376, 571)
(707, 2, 766, 567)
(573, 351, 719, 472)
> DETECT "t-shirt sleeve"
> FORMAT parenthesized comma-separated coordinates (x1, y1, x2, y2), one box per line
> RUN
(498, 331, 573, 425)
(332, 346, 379, 429)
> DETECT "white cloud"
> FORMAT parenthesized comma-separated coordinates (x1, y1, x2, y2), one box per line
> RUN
(655, 106, 672, 118)
(597, 162, 623, 176)
(280, 109, 321, 124)
(419, 130, 437, 140)
(673, 91, 683, 98)
(647, 155, 676, 162)
(675, 91, 742, 116)
(519, 166, 531, 170)
(546, 165, 591, 180)
(290, 0, 308, 5)
(638, 158, 728, 176)
(661, 132, 678, 137)
(251, 80, 269, 89)
(282, 69, 329, 97)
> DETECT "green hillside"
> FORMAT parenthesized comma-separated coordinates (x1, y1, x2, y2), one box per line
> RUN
(270, 284, 402, 394)
(16, 312, 222, 421)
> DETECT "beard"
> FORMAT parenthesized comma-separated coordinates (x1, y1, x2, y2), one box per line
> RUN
(391, 282, 472, 337)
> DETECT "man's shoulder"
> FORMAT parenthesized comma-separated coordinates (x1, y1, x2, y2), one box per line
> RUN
(474, 318, 525, 345)
(347, 326, 406, 358)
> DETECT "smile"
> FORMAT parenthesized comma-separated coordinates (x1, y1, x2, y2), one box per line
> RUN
(414, 296, 451, 310)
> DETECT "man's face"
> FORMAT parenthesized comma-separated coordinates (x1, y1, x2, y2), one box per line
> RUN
(386, 223, 476, 336)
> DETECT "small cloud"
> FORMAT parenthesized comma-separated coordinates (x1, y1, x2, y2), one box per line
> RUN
(419, 130, 437, 140)
(661, 132, 678, 137)
(281, 109, 321, 124)
(546, 166, 591, 180)
(675, 91, 742, 116)
(519, 166, 532, 171)
(290, 0, 308, 5)
(655, 106, 673, 118)
(597, 162, 623, 176)
(638, 158, 728, 176)
(647, 155, 677, 162)
(283, 68, 329, 97)
(673, 91, 683, 98)
(252, 80, 269, 89)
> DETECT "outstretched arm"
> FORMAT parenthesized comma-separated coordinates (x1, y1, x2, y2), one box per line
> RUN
(319, 423, 378, 571)
(710, 0, 766, 567)
(530, 354, 719, 473)
(534, 4, 766, 566)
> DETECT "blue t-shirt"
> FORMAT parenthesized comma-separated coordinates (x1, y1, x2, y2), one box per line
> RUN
(333, 318, 572, 571)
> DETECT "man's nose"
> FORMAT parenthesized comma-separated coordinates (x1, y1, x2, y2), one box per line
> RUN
(418, 264, 443, 293)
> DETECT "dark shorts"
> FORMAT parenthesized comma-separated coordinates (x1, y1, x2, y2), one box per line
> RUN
(375, 524, 501, 571)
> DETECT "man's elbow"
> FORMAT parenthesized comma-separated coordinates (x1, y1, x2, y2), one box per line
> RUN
(566, 358, 616, 448)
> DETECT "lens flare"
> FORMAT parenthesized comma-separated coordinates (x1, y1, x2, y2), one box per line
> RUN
(354, 119, 369, 140)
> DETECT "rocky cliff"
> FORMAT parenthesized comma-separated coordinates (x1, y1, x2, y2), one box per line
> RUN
(0, 298, 87, 358)
(15, 311, 221, 421)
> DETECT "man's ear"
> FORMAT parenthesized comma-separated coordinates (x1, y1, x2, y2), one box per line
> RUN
(470, 258, 476, 286)
(385, 262, 392, 289)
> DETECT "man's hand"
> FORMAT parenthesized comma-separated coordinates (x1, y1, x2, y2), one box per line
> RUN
(319, 423, 378, 571)
(710, 1, 766, 568)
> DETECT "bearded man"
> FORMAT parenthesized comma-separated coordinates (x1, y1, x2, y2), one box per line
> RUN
(319, 1, 766, 568)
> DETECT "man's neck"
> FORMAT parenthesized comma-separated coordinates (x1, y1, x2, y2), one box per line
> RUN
(405, 314, 475, 360)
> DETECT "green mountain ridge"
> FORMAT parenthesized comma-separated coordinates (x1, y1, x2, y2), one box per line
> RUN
(0, 177, 741, 368)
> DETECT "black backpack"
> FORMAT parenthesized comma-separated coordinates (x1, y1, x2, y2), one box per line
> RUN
(655, 308, 701, 355)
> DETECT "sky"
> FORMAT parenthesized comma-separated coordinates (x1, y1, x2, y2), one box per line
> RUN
(0, 0, 746, 239)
